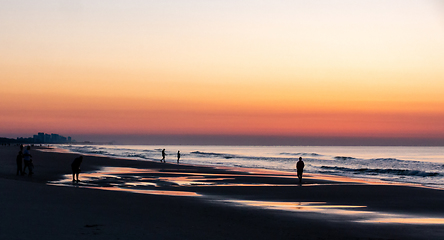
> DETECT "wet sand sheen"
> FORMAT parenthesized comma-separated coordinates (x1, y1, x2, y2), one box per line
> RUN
(49, 165, 444, 225)
(1, 146, 444, 239)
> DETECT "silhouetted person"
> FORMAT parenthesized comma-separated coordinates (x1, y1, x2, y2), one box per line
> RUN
(177, 151, 180, 164)
(23, 146, 33, 175)
(71, 156, 83, 182)
(16, 151, 23, 175)
(296, 157, 305, 183)
(161, 149, 166, 163)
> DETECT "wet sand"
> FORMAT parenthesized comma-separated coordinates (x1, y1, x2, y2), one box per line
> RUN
(1, 145, 444, 240)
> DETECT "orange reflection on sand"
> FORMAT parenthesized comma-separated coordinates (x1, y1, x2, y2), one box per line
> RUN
(158, 170, 249, 178)
(223, 200, 367, 215)
(214, 166, 296, 176)
(308, 173, 443, 190)
(221, 200, 444, 224)
(225, 200, 444, 225)
(87, 186, 201, 197)
(307, 173, 388, 184)
(96, 167, 158, 174)
(359, 217, 444, 224)
(124, 182, 158, 187)
(215, 183, 299, 187)
(217, 166, 395, 185)
(48, 166, 222, 197)
(37, 147, 73, 154)
(157, 176, 234, 186)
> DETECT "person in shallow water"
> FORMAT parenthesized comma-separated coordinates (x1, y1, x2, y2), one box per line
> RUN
(71, 156, 83, 182)
(296, 157, 305, 183)
(177, 151, 180, 164)
(161, 149, 166, 163)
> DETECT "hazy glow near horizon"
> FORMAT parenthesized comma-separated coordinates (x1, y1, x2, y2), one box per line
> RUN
(1, 0, 443, 140)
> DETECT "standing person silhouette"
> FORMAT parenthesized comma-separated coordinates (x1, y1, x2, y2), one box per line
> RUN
(177, 151, 180, 164)
(71, 156, 83, 182)
(296, 157, 305, 183)
(161, 149, 166, 163)
(16, 151, 23, 175)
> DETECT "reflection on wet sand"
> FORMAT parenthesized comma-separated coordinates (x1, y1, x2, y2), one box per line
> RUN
(87, 186, 201, 197)
(221, 200, 368, 216)
(48, 166, 444, 225)
(48, 166, 243, 196)
(49, 166, 304, 189)
(220, 200, 444, 224)
(37, 147, 72, 154)
(217, 166, 417, 187)
(359, 217, 444, 224)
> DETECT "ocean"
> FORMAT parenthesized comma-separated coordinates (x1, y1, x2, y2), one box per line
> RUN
(58, 144, 444, 189)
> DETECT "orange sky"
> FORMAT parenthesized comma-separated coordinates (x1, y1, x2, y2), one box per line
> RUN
(1, 1, 444, 143)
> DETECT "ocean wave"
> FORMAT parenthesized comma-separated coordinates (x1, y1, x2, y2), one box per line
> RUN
(371, 158, 406, 163)
(121, 152, 148, 159)
(142, 149, 157, 153)
(69, 147, 109, 155)
(280, 152, 322, 157)
(320, 166, 440, 177)
(191, 151, 295, 162)
(191, 151, 236, 159)
(334, 156, 357, 160)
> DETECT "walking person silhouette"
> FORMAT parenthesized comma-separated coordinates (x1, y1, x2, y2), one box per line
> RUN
(177, 151, 180, 164)
(161, 149, 166, 163)
(296, 157, 305, 184)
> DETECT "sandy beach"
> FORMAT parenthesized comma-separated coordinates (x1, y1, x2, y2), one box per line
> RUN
(1, 145, 444, 240)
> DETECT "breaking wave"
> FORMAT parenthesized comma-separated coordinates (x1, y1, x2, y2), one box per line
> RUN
(334, 156, 357, 160)
(280, 152, 323, 157)
(190, 151, 237, 159)
(320, 166, 440, 177)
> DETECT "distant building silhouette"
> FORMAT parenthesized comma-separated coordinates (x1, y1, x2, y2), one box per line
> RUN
(19, 132, 73, 144)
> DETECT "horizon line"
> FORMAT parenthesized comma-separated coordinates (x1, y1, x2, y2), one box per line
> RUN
(2, 134, 444, 146)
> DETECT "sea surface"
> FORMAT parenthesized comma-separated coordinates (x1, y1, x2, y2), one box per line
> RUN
(58, 145, 444, 189)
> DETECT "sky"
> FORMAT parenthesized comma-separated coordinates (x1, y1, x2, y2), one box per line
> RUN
(1, 0, 443, 145)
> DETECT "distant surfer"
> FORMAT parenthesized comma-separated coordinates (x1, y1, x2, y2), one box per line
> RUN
(177, 151, 180, 164)
(296, 157, 305, 183)
(161, 149, 166, 163)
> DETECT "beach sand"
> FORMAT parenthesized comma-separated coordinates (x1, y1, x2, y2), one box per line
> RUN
(1, 145, 444, 240)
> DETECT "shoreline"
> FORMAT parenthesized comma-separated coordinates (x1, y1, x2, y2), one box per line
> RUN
(51, 144, 444, 191)
(2, 145, 444, 239)
(46, 145, 444, 191)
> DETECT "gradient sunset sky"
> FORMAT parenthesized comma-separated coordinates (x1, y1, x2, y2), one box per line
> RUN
(1, 0, 443, 144)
